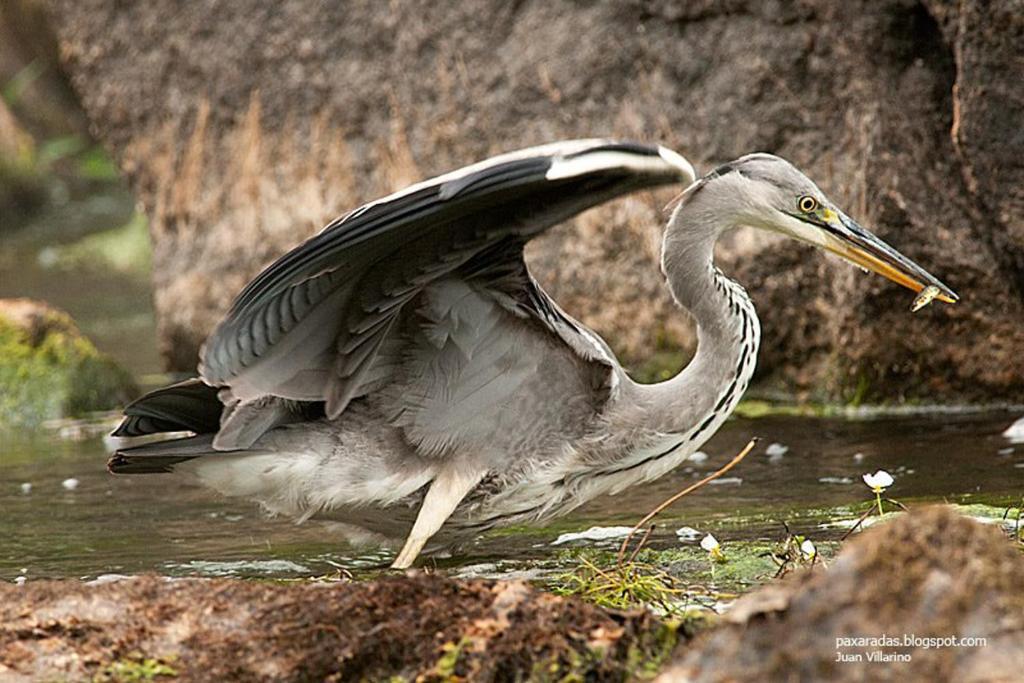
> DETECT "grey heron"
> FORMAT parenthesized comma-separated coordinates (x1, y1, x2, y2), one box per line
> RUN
(109, 139, 957, 568)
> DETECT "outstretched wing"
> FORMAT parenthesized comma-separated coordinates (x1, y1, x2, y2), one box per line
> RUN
(199, 139, 695, 422)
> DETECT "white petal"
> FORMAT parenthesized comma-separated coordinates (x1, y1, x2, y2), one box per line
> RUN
(1003, 415, 1024, 444)
(551, 526, 634, 546)
(700, 534, 720, 552)
(862, 470, 894, 489)
(800, 539, 817, 558)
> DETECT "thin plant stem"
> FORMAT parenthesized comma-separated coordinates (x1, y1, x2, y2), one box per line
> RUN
(840, 505, 875, 541)
(627, 525, 655, 565)
(616, 437, 759, 567)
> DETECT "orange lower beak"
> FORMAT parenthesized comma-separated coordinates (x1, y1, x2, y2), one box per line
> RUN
(823, 237, 958, 304)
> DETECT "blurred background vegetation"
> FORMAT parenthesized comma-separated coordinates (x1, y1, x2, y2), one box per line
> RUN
(1, 0, 153, 426)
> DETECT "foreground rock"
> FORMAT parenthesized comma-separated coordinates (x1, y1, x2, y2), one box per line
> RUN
(0, 573, 676, 681)
(46, 0, 1024, 401)
(659, 507, 1024, 682)
(1, 507, 1019, 681)
(0, 298, 137, 429)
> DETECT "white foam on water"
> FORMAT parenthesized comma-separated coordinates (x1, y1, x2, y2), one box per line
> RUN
(551, 526, 634, 545)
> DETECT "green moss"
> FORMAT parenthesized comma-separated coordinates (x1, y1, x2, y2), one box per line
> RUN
(626, 620, 686, 680)
(95, 654, 177, 682)
(955, 502, 1021, 521)
(547, 535, 840, 610)
(520, 618, 682, 683)
(0, 308, 137, 429)
(639, 543, 784, 591)
(732, 399, 832, 419)
(427, 636, 471, 681)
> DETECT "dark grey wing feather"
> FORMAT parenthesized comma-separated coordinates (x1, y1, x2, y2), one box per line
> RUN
(112, 377, 326, 448)
(199, 140, 693, 419)
(111, 378, 223, 437)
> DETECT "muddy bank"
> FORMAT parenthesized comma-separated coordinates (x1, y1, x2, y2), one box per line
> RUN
(44, 0, 1024, 401)
(661, 506, 1024, 682)
(0, 573, 678, 682)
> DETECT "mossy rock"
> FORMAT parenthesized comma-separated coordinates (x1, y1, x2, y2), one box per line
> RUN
(0, 298, 138, 429)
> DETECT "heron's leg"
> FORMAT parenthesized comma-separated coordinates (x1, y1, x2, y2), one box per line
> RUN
(391, 463, 487, 569)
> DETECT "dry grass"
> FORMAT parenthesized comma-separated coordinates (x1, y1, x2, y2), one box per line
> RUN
(123, 92, 371, 365)
(133, 91, 364, 251)
(376, 95, 422, 193)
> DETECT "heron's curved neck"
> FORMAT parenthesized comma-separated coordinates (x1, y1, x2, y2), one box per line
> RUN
(632, 210, 760, 437)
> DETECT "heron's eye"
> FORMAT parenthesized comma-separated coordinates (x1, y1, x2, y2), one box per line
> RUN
(798, 196, 819, 213)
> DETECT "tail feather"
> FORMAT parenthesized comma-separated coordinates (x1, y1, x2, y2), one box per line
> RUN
(108, 434, 216, 474)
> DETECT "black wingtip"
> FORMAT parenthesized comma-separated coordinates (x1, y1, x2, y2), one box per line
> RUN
(107, 451, 186, 474)
(109, 421, 134, 438)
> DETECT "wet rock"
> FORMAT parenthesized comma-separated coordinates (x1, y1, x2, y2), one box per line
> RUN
(0, 298, 137, 428)
(659, 506, 1024, 682)
(44, 0, 1024, 402)
(0, 573, 676, 682)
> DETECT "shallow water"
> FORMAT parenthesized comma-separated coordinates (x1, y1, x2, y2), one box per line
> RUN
(2, 411, 1021, 581)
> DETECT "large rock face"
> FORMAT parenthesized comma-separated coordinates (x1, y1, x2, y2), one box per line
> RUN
(46, 0, 1024, 402)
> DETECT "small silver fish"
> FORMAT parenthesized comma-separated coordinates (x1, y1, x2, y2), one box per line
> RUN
(911, 285, 941, 312)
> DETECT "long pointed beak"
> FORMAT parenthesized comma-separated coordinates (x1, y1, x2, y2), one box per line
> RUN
(814, 210, 958, 305)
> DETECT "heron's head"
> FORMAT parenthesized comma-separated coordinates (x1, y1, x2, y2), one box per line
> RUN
(672, 153, 957, 305)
